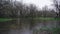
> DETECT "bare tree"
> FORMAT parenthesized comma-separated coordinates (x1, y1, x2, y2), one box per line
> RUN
(27, 4, 38, 29)
(53, 1, 60, 33)
(53, 0, 60, 17)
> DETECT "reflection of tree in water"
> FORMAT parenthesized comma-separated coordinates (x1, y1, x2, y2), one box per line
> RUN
(0, 0, 60, 34)
(0, 20, 16, 34)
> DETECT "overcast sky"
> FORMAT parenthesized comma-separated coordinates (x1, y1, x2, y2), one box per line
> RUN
(15, 0, 54, 9)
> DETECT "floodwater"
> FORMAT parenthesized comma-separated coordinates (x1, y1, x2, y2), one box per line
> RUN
(0, 18, 58, 34)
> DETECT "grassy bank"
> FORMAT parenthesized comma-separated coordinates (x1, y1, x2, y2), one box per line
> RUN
(0, 17, 59, 22)
(34, 17, 60, 21)
(0, 18, 13, 22)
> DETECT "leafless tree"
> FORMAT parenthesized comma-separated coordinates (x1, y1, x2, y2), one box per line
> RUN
(53, 0, 60, 17)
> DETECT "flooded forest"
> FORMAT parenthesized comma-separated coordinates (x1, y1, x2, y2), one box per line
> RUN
(0, 0, 60, 34)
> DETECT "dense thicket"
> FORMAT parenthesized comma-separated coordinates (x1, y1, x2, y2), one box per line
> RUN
(0, 0, 57, 18)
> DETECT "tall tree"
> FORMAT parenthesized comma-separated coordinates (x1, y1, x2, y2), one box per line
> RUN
(53, 0, 60, 30)
(28, 4, 37, 29)
(53, 0, 60, 17)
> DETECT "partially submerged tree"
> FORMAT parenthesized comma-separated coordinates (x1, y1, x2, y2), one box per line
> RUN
(53, 0, 60, 32)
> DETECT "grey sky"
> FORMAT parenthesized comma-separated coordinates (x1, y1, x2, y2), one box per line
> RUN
(14, 0, 54, 9)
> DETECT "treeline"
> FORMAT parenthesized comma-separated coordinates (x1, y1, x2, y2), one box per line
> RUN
(0, 0, 58, 18)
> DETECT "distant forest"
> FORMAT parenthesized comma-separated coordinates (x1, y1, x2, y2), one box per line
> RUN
(0, 0, 60, 18)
